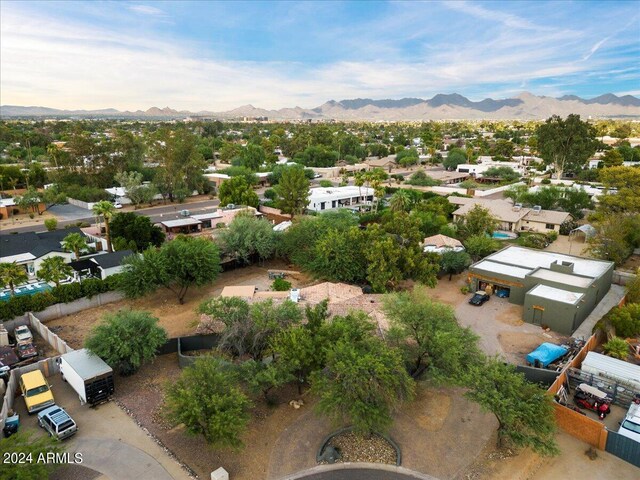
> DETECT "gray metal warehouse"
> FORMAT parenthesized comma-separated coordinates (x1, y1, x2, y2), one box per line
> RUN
(467, 246, 615, 334)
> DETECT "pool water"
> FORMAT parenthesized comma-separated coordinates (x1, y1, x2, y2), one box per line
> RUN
(0, 282, 52, 301)
(492, 231, 515, 239)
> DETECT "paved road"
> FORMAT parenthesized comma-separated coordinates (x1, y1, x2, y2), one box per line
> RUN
(278, 465, 438, 480)
(0, 199, 220, 234)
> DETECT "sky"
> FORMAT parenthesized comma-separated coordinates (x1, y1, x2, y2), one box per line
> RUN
(1, 0, 639, 111)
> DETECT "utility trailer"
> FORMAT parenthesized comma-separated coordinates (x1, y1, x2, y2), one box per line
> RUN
(58, 349, 114, 406)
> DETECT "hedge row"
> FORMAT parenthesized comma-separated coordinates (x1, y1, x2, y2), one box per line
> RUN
(0, 274, 122, 321)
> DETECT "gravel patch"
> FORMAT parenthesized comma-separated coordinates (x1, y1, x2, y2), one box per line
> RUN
(321, 432, 397, 465)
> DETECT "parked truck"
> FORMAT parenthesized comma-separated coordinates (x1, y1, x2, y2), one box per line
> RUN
(57, 349, 114, 406)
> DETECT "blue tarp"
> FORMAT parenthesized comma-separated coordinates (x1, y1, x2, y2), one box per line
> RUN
(526, 343, 568, 368)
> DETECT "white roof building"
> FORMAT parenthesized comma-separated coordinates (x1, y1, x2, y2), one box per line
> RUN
(307, 186, 375, 212)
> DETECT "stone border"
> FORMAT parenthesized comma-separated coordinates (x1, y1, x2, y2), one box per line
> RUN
(278, 462, 438, 480)
(316, 426, 402, 466)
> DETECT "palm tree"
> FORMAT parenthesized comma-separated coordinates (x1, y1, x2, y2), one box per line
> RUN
(389, 190, 410, 213)
(46, 144, 59, 169)
(0, 262, 29, 294)
(62, 232, 88, 260)
(92, 200, 116, 252)
(37, 256, 73, 287)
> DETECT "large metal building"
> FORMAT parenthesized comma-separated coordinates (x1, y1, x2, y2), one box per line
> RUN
(468, 246, 615, 334)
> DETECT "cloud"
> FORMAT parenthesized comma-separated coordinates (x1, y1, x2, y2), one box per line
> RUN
(1, 1, 638, 111)
(127, 4, 167, 16)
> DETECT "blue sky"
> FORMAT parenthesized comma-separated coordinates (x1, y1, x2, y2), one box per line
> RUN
(1, 0, 639, 110)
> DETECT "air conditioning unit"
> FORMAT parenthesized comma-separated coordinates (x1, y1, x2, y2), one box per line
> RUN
(513, 203, 522, 212)
(532, 205, 542, 215)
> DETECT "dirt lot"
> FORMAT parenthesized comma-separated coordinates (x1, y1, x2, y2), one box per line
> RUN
(115, 353, 309, 480)
(44, 259, 314, 348)
(619, 254, 640, 273)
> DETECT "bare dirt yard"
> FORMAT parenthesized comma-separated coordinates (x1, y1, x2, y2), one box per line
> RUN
(115, 353, 310, 480)
(44, 259, 314, 348)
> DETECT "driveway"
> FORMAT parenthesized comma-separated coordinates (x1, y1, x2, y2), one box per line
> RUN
(48, 204, 94, 221)
(13, 376, 192, 480)
(455, 295, 566, 363)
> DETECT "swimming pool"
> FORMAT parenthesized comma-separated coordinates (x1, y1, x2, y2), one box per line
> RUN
(0, 282, 52, 301)
(492, 231, 517, 240)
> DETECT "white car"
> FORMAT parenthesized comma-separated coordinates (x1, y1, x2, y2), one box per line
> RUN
(14, 325, 33, 345)
(113, 202, 123, 209)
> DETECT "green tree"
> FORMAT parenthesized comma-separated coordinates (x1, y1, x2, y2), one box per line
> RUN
(597, 166, 640, 214)
(384, 288, 481, 379)
(62, 232, 88, 260)
(0, 431, 65, 480)
(85, 309, 167, 375)
(219, 214, 277, 264)
(270, 326, 319, 394)
(440, 250, 472, 280)
(165, 357, 252, 448)
(114, 171, 157, 207)
(607, 303, 640, 337)
(275, 166, 310, 218)
(218, 176, 259, 208)
(311, 324, 415, 434)
(109, 212, 165, 252)
(587, 218, 634, 266)
(240, 358, 294, 403)
(557, 188, 593, 219)
(464, 234, 499, 261)
(238, 144, 266, 170)
(625, 268, 640, 304)
(442, 148, 467, 170)
(396, 148, 419, 166)
(92, 200, 116, 252)
(120, 237, 221, 304)
(43, 218, 57, 231)
(536, 114, 597, 179)
(16, 187, 42, 215)
(504, 184, 530, 204)
(389, 190, 412, 212)
(0, 262, 28, 294)
(482, 166, 520, 182)
(466, 358, 558, 456)
(311, 227, 367, 283)
(37, 256, 72, 287)
(601, 149, 623, 168)
(456, 204, 500, 239)
(602, 336, 630, 360)
(198, 297, 302, 360)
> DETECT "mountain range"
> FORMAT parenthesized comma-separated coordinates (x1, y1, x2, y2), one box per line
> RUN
(2, 92, 639, 120)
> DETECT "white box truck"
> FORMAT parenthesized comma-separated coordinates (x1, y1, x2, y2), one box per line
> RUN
(58, 349, 114, 406)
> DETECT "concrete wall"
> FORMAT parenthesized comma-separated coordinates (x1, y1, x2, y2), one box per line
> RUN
(474, 182, 526, 197)
(67, 197, 96, 210)
(613, 270, 636, 287)
(26, 291, 125, 322)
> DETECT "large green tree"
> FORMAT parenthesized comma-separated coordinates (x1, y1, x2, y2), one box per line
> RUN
(37, 256, 73, 287)
(311, 316, 415, 433)
(164, 357, 252, 448)
(120, 236, 221, 304)
(275, 166, 310, 218)
(536, 114, 597, 179)
(384, 288, 481, 379)
(109, 212, 165, 252)
(456, 204, 500, 239)
(310, 226, 367, 283)
(85, 309, 167, 375)
(218, 176, 259, 208)
(440, 250, 472, 280)
(219, 214, 277, 264)
(466, 358, 559, 456)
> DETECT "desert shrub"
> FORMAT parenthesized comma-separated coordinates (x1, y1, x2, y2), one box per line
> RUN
(29, 292, 56, 312)
(559, 219, 579, 235)
(603, 337, 630, 360)
(519, 234, 548, 249)
(546, 230, 559, 242)
(51, 282, 82, 303)
(541, 178, 551, 185)
(607, 304, 640, 338)
(44, 218, 58, 231)
(272, 278, 292, 291)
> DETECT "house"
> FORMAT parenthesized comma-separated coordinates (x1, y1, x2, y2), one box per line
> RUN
(450, 198, 572, 233)
(422, 234, 464, 254)
(467, 246, 614, 334)
(0, 228, 90, 279)
(88, 250, 134, 280)
(307, 186, 375, 212)
(159, 218, 203, 235)
(423, 169, 470, 185)
(0, 197, 46, 218)
(456, 161, 524, 177)
(366, 156, 397, 170)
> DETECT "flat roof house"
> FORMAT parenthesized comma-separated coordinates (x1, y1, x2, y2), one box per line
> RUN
(468, 246, 614, 334)
(308, 186, 375, 212)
